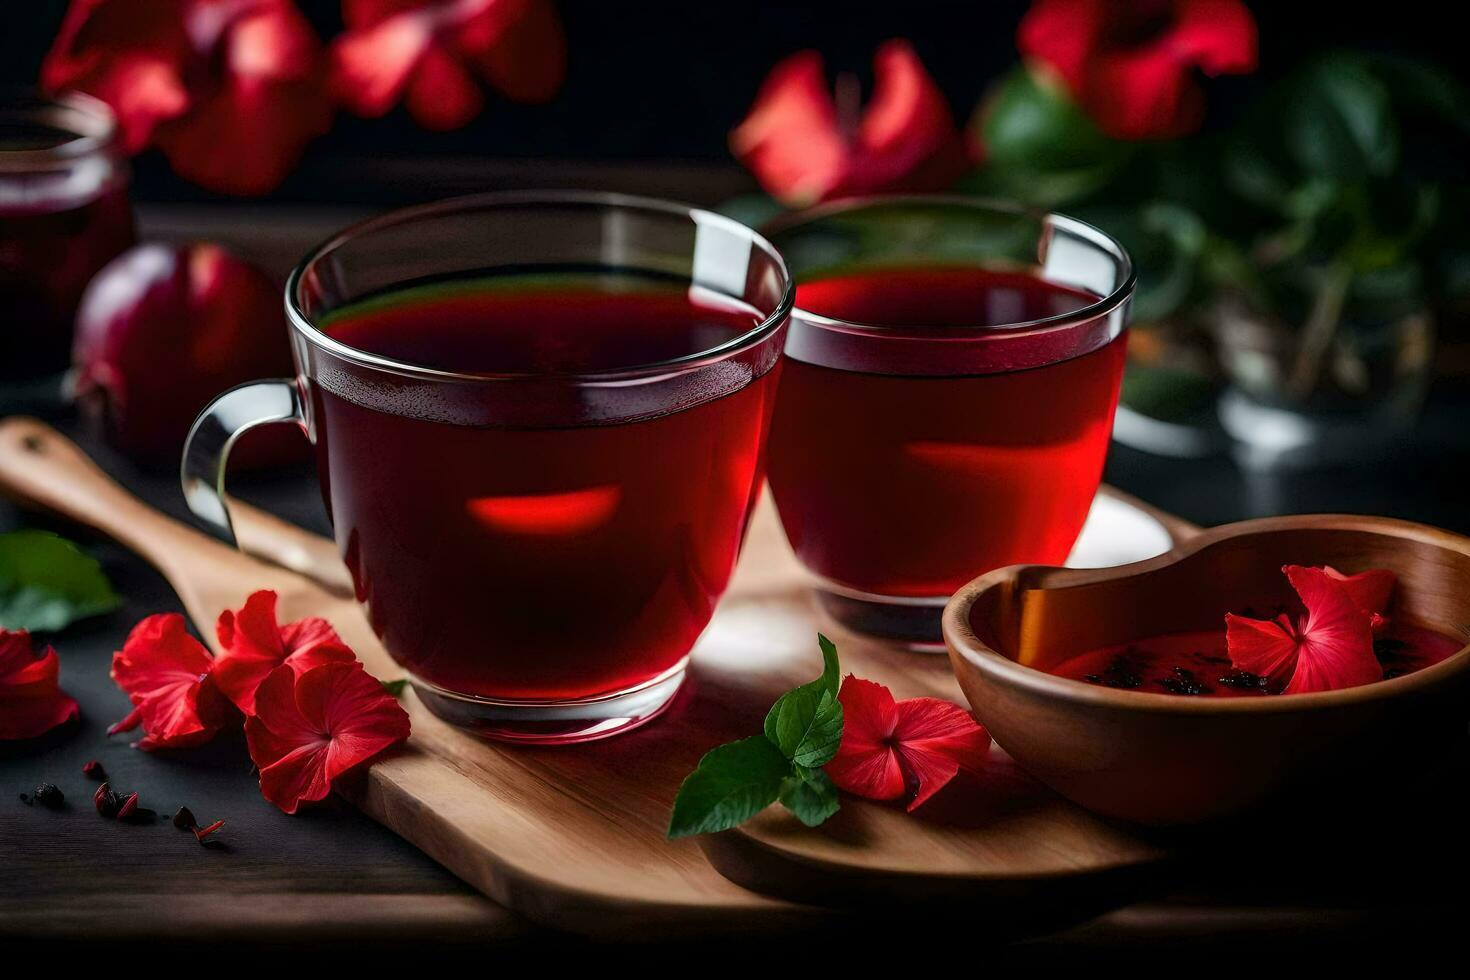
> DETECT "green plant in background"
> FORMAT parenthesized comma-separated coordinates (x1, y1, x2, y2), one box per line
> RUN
(729, 1, 1470, 428)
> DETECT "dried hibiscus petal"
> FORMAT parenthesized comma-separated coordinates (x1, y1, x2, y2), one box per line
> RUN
(245, 660, 410, 814)
(0, 629, 81, 742)
(825, 676, 991, 811)
(1226, 565, 1382, 695)
(214, 590, 356, 715)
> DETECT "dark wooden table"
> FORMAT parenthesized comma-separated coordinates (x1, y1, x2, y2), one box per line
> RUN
(6, 185, 1470, 960)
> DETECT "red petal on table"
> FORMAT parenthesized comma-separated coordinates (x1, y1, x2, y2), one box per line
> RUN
(823, 677, 907, 802)
(155, 3, 332, 196)
(825, 676, 991, 810)
(1226, 565, 1381, 695)
(214, 590, 355, 715)
(109, 613, 233, 750)
(245, 661, 410, 814)
(0, 630, 81, 742)
(889, 695, 993, 811)
(1018, 0, 1257, 140)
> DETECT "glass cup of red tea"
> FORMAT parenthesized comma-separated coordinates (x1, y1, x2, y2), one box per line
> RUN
(763, 197, 1135, 649)
(181, 192, 792, 742)
(1, 90, 135, 402)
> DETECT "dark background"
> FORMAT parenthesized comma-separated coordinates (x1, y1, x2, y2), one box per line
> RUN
(3, 1, 1464, 203)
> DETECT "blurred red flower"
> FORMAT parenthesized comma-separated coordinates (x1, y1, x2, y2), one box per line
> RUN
(730, 40, 973, 208)
(1018, 0, 1257, 140)
(0, 630, 80, 743)
(331, 0, 566, 131)
(42, 0, 331, 196)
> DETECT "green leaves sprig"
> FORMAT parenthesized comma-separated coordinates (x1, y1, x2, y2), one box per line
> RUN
(0, 530, 120, 632)
(667, 636, 843, 838)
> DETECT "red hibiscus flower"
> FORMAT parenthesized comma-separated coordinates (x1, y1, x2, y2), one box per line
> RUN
(825, 676, 991, 810)
(331, 0, 566, 131)
(730, 39, 973, 208)
(42, 0, 331, 196)
(214, 590, 355, 715)
(1017, 0, 1258, 140)
(0, 630, 80, 742)
(1324, 565, 1395, 632)
(1226, 565, 1383, 695)
(109, 613, 235, 750)
(245, 661, 411, 814)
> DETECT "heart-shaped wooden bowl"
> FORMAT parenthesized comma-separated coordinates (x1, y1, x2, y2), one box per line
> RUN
(943, 515, 1470, 827)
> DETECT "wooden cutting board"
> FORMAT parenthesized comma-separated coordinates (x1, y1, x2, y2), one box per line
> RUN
(0, 417, 1166, 938)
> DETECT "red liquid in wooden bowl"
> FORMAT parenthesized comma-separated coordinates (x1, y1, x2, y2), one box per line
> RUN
(313, 272, 778, 700)
(766, 266, 1126, 598)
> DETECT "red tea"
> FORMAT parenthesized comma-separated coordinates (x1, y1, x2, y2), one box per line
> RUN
(1, 122, 134, 380)
(312, 272, 777, 701)
(766, 265, 1125, 598)
(1051, 623, 1463, 697)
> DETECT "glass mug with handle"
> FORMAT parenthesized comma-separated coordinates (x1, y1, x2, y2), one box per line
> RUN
(182, 192, 792, 742)
(763, 197, 1135, 649)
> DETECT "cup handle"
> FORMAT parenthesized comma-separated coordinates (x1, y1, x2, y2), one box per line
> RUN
(181, 379, 303, 546)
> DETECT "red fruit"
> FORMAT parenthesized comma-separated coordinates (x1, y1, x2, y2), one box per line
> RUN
(71, 242, 300, 466)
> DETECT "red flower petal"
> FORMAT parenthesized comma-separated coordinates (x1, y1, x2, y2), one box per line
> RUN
(1018, 0, 1257, 139)
(43, 0, 330, 195)
(41, 0, 193, 152)
(824, 677, 907, 802)
(890, 696, 993, 811)
(109, 613, 233, 750)
(1323, 566, 1396, 618)
(406, 44, 486, 130)
(155, 3, 332, 196)
(826, 676, 990, 810)
(1226, 565, 1382, 695)
(332, 0, 565, 129)
(471, 0, 566, 105)
(245, 661, 410, 814)
(730, 40, 971, 208)
(0, 630, 81, 742)
(729, 50, 847, 208)
(331, 4, 440, 117)
(213, 590, 355, 715)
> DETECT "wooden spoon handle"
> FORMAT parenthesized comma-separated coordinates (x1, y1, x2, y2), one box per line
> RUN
(0, 416, 354, 596)
(0, 416, 238, 578)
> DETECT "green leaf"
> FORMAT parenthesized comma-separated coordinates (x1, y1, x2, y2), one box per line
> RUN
(0, 530, 120, 632)
(762, 633, 844, 766)
(779, 767, 841, 828)
(764, 687, 844, 769)
(381, 679, 409, 697)
(667, 736, 792, 839)
(1286, 55, 1398, 182)
(974, 66, 1131, 208)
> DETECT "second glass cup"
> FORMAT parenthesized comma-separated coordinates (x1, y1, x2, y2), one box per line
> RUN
(763, 197, 1135, 648)
(183, 192, 791, 742)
